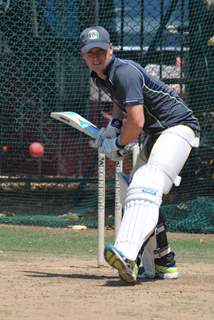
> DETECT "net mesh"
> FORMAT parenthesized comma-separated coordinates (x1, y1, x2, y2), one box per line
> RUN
(0, 0, 213, 232)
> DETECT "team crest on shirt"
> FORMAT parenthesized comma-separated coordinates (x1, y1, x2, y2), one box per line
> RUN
(88, 30, 99, 40)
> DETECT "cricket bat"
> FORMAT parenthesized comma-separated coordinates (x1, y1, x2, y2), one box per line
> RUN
(50, 111, 99, 139)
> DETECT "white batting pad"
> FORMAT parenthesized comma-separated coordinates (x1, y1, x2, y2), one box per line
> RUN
(126, 164, 171, 205)
(114, 125, 197, 261)
(115, 199, 159, 260)
(149, 125, 197, 192)
(142, 234, 157, 278)
(115, 164, 167, 260)
(117, 172, 129, 208)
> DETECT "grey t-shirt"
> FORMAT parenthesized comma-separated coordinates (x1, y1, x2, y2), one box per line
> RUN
(91, 56, 200, 135)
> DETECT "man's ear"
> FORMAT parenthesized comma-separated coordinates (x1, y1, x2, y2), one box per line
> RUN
(109, 42, 113, 55)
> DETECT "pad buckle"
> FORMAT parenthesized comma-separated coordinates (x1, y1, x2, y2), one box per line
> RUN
(174, 176, 181, 187)
(192, 137, 200, 148)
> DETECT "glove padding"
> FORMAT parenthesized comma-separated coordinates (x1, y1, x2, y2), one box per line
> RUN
(89, 118, 122, 149)
(104, 140, 138, 161)
(89, 127, 105, 149)
(99, 136, 125, 162)
(103, 118, 122, 139)
(99, 136, 120, 154)
(105, 150, 124, 161)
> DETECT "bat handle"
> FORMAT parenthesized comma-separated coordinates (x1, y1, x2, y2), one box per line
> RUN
(117, 150, 124, 157)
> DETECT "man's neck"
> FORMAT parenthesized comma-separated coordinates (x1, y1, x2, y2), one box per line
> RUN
(95, 71, 107, 80)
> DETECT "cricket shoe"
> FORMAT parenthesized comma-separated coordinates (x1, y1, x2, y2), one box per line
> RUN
(155, 263, 178, 279)
(155, 251, 178, 279)
(137, 263, 178, 280)
(104, 244, 138, 283)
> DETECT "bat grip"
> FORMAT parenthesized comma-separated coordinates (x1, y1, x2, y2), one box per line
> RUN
(117, 150, 124, 157)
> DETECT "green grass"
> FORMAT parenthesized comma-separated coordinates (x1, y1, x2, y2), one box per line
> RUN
(0, 227, 99, 257)
(0, 226, 213, 263)
(170, 238, 214, 263)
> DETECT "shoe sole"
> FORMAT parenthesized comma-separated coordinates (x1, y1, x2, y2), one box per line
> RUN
(138, 272, 178, 280)
(156, 272, 178, 279)
(104, 246, 137, 283)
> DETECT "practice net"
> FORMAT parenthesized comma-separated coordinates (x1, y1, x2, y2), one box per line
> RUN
(0, 0, 213, 232)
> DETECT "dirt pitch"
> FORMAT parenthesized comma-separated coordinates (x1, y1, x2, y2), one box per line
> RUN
(0, 233, 214, 320)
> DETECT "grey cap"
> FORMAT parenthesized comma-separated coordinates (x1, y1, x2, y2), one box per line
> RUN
(80, 26, 110, 53)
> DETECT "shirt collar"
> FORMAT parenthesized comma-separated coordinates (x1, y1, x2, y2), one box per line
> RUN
(103, 54, 116, 76)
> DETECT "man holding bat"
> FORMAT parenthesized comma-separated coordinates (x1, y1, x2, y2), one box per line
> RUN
(80, 26, 200, 283)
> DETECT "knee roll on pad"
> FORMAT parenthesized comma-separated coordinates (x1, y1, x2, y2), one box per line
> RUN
(125, 163, 172, 207)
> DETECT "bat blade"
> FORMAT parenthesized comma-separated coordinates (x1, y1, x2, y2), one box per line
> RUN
(50, 111, 99, 139)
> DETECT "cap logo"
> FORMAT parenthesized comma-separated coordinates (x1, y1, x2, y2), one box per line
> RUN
(88, 30, 99, 40)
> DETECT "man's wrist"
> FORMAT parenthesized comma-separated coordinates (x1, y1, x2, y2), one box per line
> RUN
(115, 136, 125, 149)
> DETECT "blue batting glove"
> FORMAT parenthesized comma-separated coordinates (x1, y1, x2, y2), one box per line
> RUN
(99, 136, 125, 154)
(102, 118, 122, 139)
(89, 127, 105, 149)
(89, 119, 122, 150)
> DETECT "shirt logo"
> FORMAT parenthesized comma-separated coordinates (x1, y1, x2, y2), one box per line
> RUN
(88, 30, 99, 40)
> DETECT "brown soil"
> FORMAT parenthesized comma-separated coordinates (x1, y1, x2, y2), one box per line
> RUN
(0, 253, 214, 320)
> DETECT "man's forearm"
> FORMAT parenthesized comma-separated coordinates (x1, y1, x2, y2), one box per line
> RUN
(119, 104, 144, 146)
(119, 121, 142, 146)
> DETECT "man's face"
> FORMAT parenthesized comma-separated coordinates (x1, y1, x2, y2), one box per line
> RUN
(82, 44, 113, 74)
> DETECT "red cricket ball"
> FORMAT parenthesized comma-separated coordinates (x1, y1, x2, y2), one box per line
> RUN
(29, 142, 44, 158)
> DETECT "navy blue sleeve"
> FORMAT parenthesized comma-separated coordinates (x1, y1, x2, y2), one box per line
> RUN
(114, 64, 145, 107)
